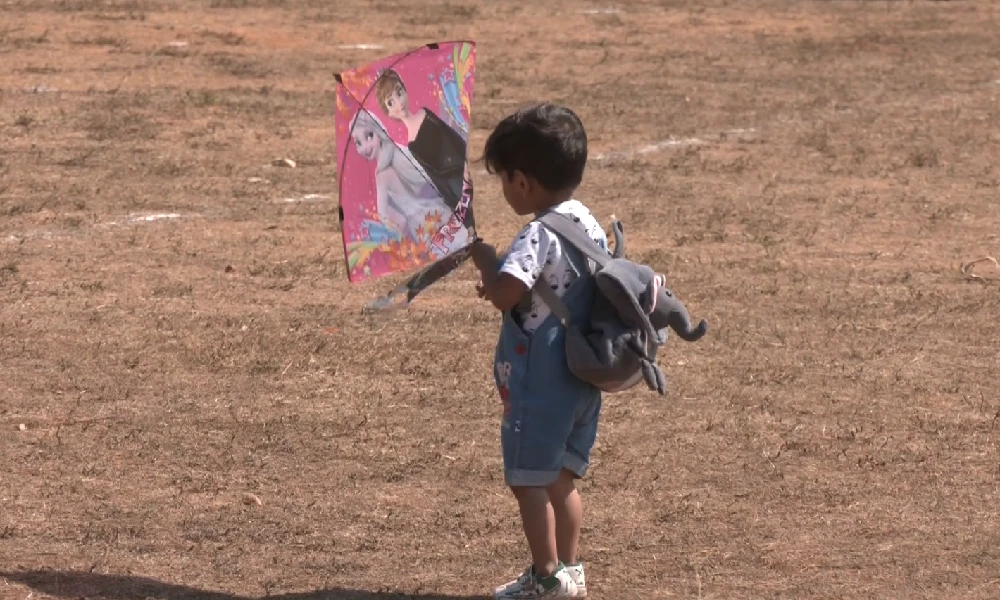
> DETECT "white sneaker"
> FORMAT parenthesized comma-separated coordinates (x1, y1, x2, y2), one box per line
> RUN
(564, 563, 587, 598)
(494, 564, 578, 599)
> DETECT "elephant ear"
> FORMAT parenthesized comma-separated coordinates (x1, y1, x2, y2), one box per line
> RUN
(642, 274, 664, 315)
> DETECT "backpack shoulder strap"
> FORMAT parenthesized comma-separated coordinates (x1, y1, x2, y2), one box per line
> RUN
(531, 211, 625, 328)
(537, 212, 615, 267)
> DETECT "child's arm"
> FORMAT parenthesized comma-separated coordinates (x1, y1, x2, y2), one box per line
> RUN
(470, 240, 528, 312)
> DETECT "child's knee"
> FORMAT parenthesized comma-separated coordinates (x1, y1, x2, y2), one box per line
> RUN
(545, 468, 578, 499)
(510, 485, 551, 510)
(510, 483, 541, 496)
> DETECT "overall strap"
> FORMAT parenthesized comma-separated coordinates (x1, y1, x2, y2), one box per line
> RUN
(533, 274, 573, 329)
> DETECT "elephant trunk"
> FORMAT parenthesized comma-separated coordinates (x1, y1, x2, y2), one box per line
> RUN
(651, 288, 708, 342)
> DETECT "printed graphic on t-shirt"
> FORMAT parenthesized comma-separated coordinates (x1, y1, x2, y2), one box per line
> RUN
(500, 200, 608, 334)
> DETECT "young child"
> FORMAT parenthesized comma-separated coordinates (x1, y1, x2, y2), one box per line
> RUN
(470, 103, 609, 599)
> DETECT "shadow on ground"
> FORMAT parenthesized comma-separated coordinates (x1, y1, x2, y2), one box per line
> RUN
(1, 571, 487, 600)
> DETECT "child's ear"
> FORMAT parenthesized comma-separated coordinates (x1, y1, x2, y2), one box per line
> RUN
(512, 170, 531, 197)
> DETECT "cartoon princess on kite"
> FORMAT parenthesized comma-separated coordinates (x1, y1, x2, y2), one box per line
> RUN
(375, 67, 471, 217)
(349, 109, 455, 243)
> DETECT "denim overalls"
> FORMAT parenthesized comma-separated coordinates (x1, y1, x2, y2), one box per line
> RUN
(493, 227, 603, 488)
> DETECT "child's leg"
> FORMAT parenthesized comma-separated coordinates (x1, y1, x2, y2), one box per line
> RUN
(546, 469, 583, 565)
(510, 485, 559, 576)
(501, 393, 580, 578)
(556, 391, 601, 567)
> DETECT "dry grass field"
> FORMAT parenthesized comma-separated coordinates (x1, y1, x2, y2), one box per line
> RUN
(2, 1, 1000, 598)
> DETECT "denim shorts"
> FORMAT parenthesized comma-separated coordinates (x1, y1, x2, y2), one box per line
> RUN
(501, 390, 602, 487)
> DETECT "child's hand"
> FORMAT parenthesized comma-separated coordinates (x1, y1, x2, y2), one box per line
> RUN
(470, 239, 499, 273)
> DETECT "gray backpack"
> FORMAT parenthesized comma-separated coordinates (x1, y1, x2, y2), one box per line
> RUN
(530, 212, 708, 395)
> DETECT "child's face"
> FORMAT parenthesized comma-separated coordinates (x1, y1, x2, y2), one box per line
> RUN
(498, 170, 536, 216)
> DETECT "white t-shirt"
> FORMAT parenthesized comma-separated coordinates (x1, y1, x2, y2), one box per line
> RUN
(500, 199, 608, 334)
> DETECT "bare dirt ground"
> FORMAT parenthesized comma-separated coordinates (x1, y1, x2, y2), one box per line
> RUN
(3, 1, 1000, 598)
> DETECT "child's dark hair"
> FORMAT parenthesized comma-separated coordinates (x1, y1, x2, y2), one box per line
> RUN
(482, 103, 587, 192)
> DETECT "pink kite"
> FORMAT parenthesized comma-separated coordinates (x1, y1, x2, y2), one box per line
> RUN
(334, 41, 477, 309)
